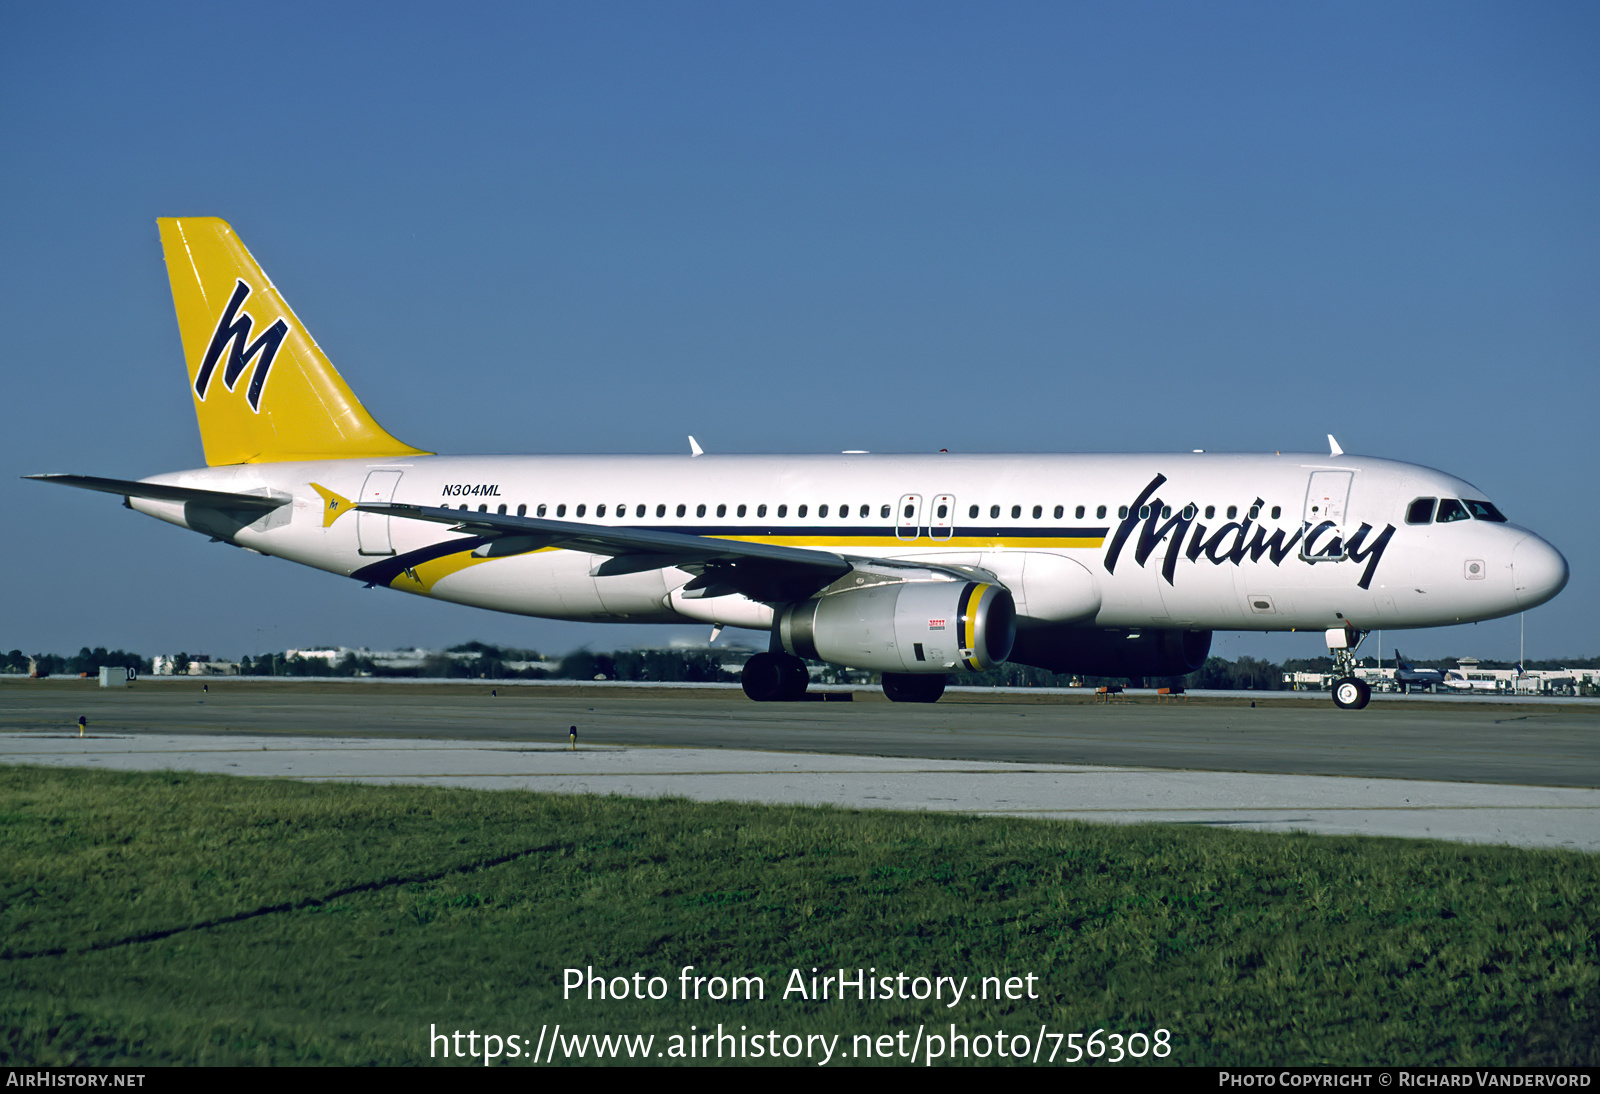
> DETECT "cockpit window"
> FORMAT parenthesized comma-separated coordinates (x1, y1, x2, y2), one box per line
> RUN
(1406, 498, 1436, 525)
(1463, 500, 1507, 522)
(1435, 498, 1470, 523)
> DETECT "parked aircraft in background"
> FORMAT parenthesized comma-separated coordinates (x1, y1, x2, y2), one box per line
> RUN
(28, 219, 1571, 709)
(1393, 650, 1448, 693)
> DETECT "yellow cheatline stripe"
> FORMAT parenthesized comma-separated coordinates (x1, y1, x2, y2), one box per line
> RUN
(309, 482, 354, 528)
(961, 582, 988, 668)
(392, 551, 498, 594)
(392, 535, 1105, 597)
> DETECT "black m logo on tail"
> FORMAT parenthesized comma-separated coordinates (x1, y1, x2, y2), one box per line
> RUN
(193, 279, 289, 412)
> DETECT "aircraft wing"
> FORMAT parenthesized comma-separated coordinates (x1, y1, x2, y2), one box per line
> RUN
(26, 473, 290, 511)
(360, 502, 855, 602)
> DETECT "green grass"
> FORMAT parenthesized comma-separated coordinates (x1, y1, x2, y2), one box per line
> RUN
(1, 765, 1596, 1066)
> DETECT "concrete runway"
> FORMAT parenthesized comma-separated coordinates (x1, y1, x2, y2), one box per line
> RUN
(3, 679, 1597, 850)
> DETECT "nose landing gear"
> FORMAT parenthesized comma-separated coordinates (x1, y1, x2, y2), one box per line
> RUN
(1327, 625, 1371, 710)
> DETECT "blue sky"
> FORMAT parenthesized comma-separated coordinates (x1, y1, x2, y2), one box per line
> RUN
(2, 2, 1594, 663)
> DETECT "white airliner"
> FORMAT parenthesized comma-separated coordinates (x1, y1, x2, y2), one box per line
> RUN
(29, 219, 1570, 709)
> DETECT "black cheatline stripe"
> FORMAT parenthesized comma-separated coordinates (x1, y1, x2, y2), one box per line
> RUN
(350, 536, 495, 585)
(2, 839, 574, 962)
(519, 524, 1110, 539)
(351, 524, 1113, 587)
(956, 581, 979, 654)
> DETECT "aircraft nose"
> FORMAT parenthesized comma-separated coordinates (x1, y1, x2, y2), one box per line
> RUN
(1512, 534, 1569, 610)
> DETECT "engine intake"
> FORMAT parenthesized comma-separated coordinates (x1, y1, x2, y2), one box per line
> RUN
(778, 580, 1015, 674)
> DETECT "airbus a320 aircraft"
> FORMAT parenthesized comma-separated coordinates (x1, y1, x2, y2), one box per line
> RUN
(29, 219, 1570, 709)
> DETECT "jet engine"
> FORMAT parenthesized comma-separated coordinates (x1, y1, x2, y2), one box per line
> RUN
(1010, 626, 1212, 678)
(776, 579, 1015, 674)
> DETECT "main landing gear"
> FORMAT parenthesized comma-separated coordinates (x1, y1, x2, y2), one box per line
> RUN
(881, 672, 947, 703)
(1326, 625, 1371, 710)
(741, 652, 810, 702)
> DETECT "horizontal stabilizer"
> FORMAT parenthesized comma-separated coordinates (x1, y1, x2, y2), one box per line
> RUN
(25, 473, 289, 511)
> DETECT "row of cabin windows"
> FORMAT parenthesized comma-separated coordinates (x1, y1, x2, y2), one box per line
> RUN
(1106, 503, 1281, 521)
(447, 501, 1286, 522)
(454, 502, 889, 519)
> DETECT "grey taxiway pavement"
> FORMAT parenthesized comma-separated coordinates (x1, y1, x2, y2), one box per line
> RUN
(3, 680, 1597, 851)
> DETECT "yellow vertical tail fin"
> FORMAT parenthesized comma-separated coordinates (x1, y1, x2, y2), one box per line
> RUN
(158, 217, 429, 466)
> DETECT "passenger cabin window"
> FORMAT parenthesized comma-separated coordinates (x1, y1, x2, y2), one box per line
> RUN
(696, 504, 707, 518)
(797, 504, 808, 518)
(716, 504, 726, 518)
(990, 505, 1000, 519)
(479, 504, 488, 513)
(1182, 505, 1195, 519)
(1270, 506, 1281, 519)
(656, 504, 666, 518)
(1436, 499, 1470, 524)
(537, 504, 547, 517)
(969, 505, 979, 519)
(1119, 506, 1129, 519)
(1053, 505, 1063, 519)
(1096, 505, 1106, 519)
(880, 504, 890, 519)
(1464, 500, 1507, 522)
(1248, 504, 1260, 520)
(596, 504, 606, 517)
(1032, 505, 1042, 519)
(819, 504, 829, 518)
(1161, 505, 1171, 519)
(517, 504, 526, 517)
(1226, 506, 1237, 519)
(1406, 498, 1437, 524)
(777, 505, 788, 518)
(1012, 505, 1022, 519)
(575, 504, 585, 517)
(737, 504, 747, 517)
(1204, 505, 1214, 519)
(676, 504, 686, 517)
(636, 504, 646, 518)
(757, 504, 767, 517)
(1074, 505, 1084, 519)
(556, 504, 566, 517)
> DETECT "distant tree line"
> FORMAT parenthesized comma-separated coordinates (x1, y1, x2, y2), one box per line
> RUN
(7, 641, 1595, 690)
(232, 643, 736, 683)
(0, 647, 150, 676)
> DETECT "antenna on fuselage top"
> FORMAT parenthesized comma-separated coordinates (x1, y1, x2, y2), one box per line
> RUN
(1328, 435, 1344, 457)
(688, 436, 704, 457)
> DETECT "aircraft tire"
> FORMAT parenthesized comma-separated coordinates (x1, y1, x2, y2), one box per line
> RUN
(741, 653, 788, 702)
(780, 654, 810, 701)
(881, 672, 947, 703)
(1332, 677, 1371, 710)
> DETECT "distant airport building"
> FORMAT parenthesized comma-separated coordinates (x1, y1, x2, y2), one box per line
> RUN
(151, 655, 237, 676)
(283, 647, 561, 675)
(1285, 657, 1595, 696)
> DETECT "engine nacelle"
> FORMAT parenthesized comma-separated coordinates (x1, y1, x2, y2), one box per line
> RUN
(777, 580, 1016, 674)
(1010, 625, 1212, 678)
